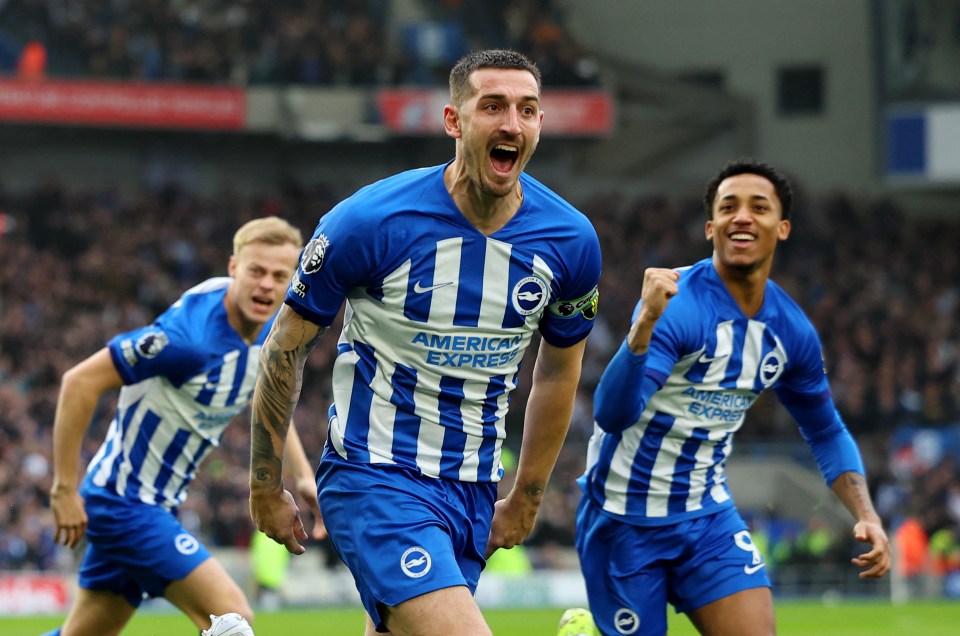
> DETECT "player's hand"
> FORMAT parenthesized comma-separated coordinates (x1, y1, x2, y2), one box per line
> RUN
(293, 473, 327, 541)
(851, 519, 891, 578)
(485, 493, 539, 558)
(50, 485, 88, 549)
(250, 487, 308, 555)
(627, 268, 680, 354)
(638, 267, 680, 321)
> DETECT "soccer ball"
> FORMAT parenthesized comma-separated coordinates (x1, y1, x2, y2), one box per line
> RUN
(557, 607, 598, 636)
(201, 613, 255, 636)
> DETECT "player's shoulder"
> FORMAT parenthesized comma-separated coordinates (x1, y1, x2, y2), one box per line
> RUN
(171, 277, 230, 311)
(520, 172, 590, 222)
(340, 165, 445, 216)
(674, 259, 714, 294)
(764, 278, 813, 323)
(518, 173, 600, 253)
(162, 277, 230, 334)
(178, 276, 232, 298)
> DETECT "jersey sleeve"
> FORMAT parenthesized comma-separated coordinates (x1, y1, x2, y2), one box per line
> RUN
(107, 319, 205, 387)
(774, 318, 865, 484)
(592, 298, 678, 433)
(539, 221, 602, 347)
(774, 317, 832, 403)
(285, 200, 378, 327)
(644, 294, 693, 380)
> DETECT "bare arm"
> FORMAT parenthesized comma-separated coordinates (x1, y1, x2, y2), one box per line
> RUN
(249, 304, 325, 553)
(831, 471, 891, 578)
(50, 348, 124, 548)
(486, 337, 586, 557)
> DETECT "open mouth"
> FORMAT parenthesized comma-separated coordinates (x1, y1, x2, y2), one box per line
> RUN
(729, 232, 756, 244)
(252, 296, 274, 310)
(490, 144, 519, 175)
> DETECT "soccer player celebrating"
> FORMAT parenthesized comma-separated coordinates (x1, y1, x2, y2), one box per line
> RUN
(248, 49, 601, 635)
(574, 160, 890, 635)
(46, 217, 323, 636)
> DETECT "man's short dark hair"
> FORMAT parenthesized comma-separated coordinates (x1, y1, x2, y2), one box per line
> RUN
(449, 49, 542, 107)
(703, 159, 794, 220)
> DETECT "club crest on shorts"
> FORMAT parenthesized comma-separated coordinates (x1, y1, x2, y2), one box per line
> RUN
(614, 608, 640, 634)
(300, 234, 330, 274)
(400, 546, 431, 578)
(512, 276, 549, 316)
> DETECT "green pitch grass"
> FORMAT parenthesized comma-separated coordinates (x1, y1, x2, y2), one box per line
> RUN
(4, 600, 958, 635)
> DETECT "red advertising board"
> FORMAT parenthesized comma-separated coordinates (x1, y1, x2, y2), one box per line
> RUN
(376, 88, 614, 136)
(0, 573, 71, 615)
(0, 79, 246, 130)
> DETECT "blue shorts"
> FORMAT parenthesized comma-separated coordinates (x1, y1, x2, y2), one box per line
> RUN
(77, 488, 211, 607)
(317, 450, 496, 632)
(576, 496, 769, 636)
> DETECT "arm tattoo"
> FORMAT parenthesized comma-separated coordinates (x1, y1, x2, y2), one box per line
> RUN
(834, 471, 878, 518)
(523, 483, 545, 500)
(249, 314, 325, 491)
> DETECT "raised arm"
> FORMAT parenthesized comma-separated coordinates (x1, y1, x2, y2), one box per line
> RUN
(50, 348, 124, 548)
(249, 304, 325, 554)
(594, 267, 679, 432)
(486, 337, 585, 557)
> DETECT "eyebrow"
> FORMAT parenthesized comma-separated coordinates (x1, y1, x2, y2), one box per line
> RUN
(719, 194, 771, 203)
(477, 92, 540, 104)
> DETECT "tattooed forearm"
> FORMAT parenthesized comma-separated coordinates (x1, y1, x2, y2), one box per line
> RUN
(522, 483, 545, 501)
(249, 306, 325, 492)
(831, 470, 880, 520)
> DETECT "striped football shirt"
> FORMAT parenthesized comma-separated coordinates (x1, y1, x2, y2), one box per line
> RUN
(288, 164, 602, 483)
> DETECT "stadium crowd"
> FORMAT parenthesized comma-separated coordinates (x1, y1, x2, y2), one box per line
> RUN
(0, 0, 598, 88)
(0, 175, 958, 589)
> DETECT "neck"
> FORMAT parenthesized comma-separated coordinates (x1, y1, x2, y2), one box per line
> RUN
(712, 255, 772, 318)
(224, 294, 261, 344)
(444, 162, 523, 236)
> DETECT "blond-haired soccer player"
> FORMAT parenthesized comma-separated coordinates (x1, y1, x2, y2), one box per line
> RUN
(47, 217, 323, 636)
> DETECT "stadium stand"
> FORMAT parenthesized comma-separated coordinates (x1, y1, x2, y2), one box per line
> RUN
(0, 0, 594, 87)
(0, 0, 959, 606)
(1, 177, 958, 590)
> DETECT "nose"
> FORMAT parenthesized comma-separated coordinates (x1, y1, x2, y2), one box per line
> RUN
(732, 204, 753, 223)
(501, 106, 522, 135)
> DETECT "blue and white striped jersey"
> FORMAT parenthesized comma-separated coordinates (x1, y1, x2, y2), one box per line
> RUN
(583, 258, 863, 525)
(83, 277, 272, 511)
(288, 164, 602, 483)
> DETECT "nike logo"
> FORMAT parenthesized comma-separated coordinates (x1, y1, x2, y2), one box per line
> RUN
(413, 281, 453, 294)
(744, 562, 766, 575)
(698, 352, 729, 364)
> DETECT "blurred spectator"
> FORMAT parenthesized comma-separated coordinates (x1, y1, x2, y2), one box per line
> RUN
(16, 39, 46, 79)
(0, 0, 395, 86)
(0, 0, 599, 88)
(894, 511, 933, 597)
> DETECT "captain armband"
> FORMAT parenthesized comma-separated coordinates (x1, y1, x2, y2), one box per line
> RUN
(548, 286, 599, 320)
